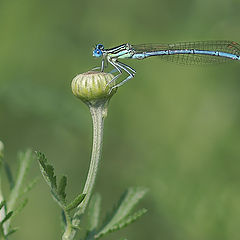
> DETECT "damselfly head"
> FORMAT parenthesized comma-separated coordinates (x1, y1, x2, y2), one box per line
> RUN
(93, 44, 104, 57)
(96, 44, 104, 50)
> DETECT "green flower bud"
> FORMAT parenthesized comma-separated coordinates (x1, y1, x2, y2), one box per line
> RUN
(71, 71, 117, 106)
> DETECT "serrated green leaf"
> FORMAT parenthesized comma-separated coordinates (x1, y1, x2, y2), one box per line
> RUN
(95, 187, 147, 239)
(6, 227, 18, 237)
(98, 208, 147, 238)
(12, 199, 28, 218)
(58, 176, 67, 203)
(2, 211, 13, 224)
(66, 193, 86, 211)
(88, 193, 101, 232)
(36, 152, 57, 190)
(36, 151, 67, 208)
(0, 200, 6, 210)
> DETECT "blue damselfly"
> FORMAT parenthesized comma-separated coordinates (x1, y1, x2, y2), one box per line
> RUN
(93, 41, 240, 90)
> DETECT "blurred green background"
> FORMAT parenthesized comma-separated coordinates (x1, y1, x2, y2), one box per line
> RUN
(0, 0, 240, 239)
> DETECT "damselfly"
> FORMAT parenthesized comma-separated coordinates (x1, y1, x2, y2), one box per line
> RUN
(92, 41, 240, 90)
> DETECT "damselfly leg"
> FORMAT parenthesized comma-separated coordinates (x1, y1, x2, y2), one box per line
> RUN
(101, 59, 105, 71)
(106, 59, 136, 91)
(106, 59, 122, 89)
(111, 61, 136, 89)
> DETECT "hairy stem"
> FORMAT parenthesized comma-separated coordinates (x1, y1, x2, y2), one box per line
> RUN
(65, 102, 107, 240)
(62, 209, 73, 240)
(80, 104, 105, 213)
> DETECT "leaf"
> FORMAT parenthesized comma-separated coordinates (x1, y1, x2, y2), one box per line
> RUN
(101, 208, 147, 236)
(17, 150, 34, 180)
(4, 149, 34, 233)
(36, 151, 65, 207)
(22, 177, 39, 196)
(8, 150, 34, 210)
(2, 211, 13, 224)
(0, 200, 6, 210)
(12, 199, 28, 218)
(65, 193, 86, 211)
(58, 176, 67, 203)
(6, 227, 18, 237)
(36, 152, 57, 190)
(4, 162, 14, 189)
(88, 193, 101, 232)
(95, 187, 147, 239)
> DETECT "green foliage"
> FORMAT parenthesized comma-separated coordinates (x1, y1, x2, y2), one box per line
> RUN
(22, 177, 39, 196)
(2, 211, 13, 224)
(36, 151, 89, 240)
(11, 199, 28, 218)
(37, 151, 57, 189)
(0, 200, 5, 210)
(93, 187, 148, 239)
(0, 0, 240, 239)
(37, 151, 66, 208)
(36, 151, 85, 212)
(85, 188, 147, 240)
(0, 147, 35, 239)
(4, 162, 14, 189)
(0, 201, 14, 238)
(66, 193, 86, 211)
(88, 193, 101, 232)
(5, 228, 18, 238)
(58, 176, 67, 204)
(37, 151, 148, 240)
(7, 150, 35, 211)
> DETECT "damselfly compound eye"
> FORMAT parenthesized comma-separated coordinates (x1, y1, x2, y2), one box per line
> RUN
(97, 44, 104, 50)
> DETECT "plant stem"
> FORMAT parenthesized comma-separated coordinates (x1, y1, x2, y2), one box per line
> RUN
(81, 104, 106, 212)
(0, 226, 6, 240)
(0, 151, 6, 237)
(64, 102, 107, 240)
(62, 209, 73, 240)
(5, 150, 32, 232)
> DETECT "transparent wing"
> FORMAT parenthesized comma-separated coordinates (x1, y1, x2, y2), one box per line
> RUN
(132, 41, 240, 65)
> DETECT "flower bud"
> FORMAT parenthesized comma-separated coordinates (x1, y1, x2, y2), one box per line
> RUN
(71, 71, 117, 105)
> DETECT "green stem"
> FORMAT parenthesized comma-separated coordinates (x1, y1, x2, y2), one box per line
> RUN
(0, 152, 6, 237)
(5, 150, 32, 232)
(62, 209, 73, 240)
(80, 104, 105, 213)
(0, 226, 6, 240)
(65, 102, 107, 240)
(0, 152, 4, 204)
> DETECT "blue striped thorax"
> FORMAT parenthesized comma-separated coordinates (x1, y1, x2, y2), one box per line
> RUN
(93, 43, 135, 60)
